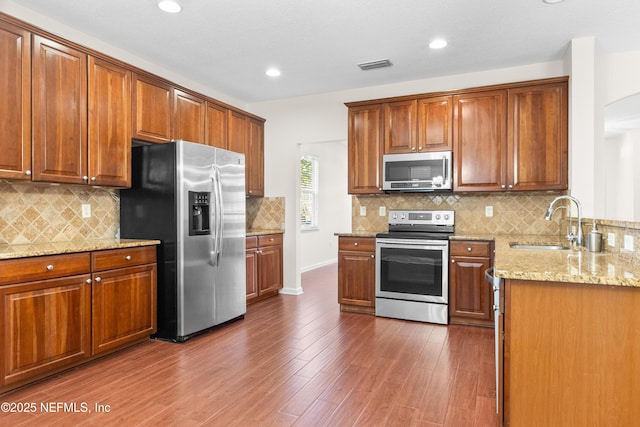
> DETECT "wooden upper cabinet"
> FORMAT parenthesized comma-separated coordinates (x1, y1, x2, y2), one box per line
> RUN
(228, 110, 265, 197)
(348, 104, 384, 194)
(205, 102, 229, 149)
(132, 73, 172, 143)
(384, 100, 417, 154)
(453, 90, 507, 192)
(88, 57, 131, 187)
(508, 81, 568, 191)
(417, 95, 453, 151)
(32, 35, 88, 184)
(0, 20, 31, 180)
(173, 89, 206, 144)
(247, 117, 265, 197)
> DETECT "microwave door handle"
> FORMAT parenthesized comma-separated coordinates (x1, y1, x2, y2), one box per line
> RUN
(442, 156, 448, 182)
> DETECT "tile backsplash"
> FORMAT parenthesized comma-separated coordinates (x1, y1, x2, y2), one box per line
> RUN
(0, 181, 119, 244)
(353, 192, 563, 235)
(246, 197, 285, 231)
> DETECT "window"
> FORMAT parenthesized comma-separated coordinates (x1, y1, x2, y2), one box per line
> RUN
(300, 154, 318, 230)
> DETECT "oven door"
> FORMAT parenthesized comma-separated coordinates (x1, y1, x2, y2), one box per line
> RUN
(375, 238, 448, 304)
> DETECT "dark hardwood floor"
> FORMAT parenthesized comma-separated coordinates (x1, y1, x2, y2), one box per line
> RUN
(2, 263, 498, 426)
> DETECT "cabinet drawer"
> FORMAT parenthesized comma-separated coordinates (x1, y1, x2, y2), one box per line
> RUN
(0, 253, 91, 285)
(92, 246, 156, 271)
(257, 233, 283, 248)
(338, 236, 375, 252)
(450, 241, 492, 257)
(246, 236, 258, 249)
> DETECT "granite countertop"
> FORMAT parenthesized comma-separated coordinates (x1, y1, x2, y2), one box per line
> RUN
(487, 234, 639, 288)
(0, 239, 161, 260)
(247, 229, 285, 236)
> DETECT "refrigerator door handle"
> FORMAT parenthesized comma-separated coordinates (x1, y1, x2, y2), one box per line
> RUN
(210, 165, 224, 266)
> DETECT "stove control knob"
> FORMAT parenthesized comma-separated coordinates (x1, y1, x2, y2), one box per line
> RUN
(435, 214, 441, 220)
(444, 214, 450, 220)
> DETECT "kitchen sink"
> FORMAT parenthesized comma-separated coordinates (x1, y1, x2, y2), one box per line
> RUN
(509, 242, 570, 251)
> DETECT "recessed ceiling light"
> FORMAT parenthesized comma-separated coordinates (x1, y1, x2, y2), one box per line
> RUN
(158, 0, 182, 13)
(265, 68, 281, 77)
(429, 39, 448, 50)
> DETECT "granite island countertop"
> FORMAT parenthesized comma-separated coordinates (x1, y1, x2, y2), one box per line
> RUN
(247, 229, 285, 237)
(0, 239, 161, 260)
(454, 233, 640, 288)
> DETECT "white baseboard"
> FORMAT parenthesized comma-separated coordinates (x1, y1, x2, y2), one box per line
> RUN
(301, 258, 337, 273)
(280, 287, 304, 295)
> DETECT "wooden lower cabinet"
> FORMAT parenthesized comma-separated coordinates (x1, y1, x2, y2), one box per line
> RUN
(246, 234, 283, 304)
(449, 240, 494, 327)
(91, 247, 157, 355)
(337, 236, 375, 314)
(503, 279, 640, 426)
(0, 246, 157, 394)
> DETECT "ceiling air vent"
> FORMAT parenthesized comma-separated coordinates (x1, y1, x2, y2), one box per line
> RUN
(357, 59, 393, 71)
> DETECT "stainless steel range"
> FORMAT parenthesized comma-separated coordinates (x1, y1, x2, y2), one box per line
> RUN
(375, 209, 454, 324)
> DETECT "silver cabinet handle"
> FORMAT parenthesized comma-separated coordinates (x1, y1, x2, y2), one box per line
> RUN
(451, 259, 455, 263)
(95, 277, 101, 282)
(370, 254, 374, 258)
(86, 279, 92, 284)
(125, 255, 132, 261)
(82, 176, 88, 181)
(91, 177, 97, 181)
(467, 247, 472, 252)
(46, 264, 54, 271)
(354, 242, 359, 246)
(501, 184, 506, 189)
(25, 170, 32, 176)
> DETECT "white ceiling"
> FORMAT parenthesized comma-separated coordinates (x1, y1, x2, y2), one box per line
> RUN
(6, 0, 640, 103)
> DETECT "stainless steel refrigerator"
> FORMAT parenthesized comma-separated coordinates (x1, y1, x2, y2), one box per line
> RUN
(120, 140, 246, 342)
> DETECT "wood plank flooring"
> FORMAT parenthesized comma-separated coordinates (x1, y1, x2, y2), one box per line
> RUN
(1, 263, 498, 426)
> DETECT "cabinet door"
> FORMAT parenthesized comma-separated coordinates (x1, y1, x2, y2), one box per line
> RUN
(247, 117, 265, 197)
(338, 250, 375, 307)
(384, 100, 417, 154)
(132, 73, 172, 143)
(417, 95, 452, 152)
(32, 35, 87, 184)
(174, 89, 206, 144)
(228, 110, 248, 155)
(258, 245, 283, 295)
(508, 82, 568, 191)
(0, 21, 31, 180)
(91, 264, 156, 355)
(205, 102, 229, 149)
(453, 90, 507, 192)
(245, 247, 258, 302)
(0, 275, 91, 386)
(449, 255, 493, 326)
(88, 57, 131, 187)
(348, 104, 383, 194)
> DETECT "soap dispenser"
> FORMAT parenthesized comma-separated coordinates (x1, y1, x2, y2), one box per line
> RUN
(586, 222, 603, 252)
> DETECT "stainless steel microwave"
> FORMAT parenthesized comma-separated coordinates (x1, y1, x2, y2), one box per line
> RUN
(382, 151, 452, 192)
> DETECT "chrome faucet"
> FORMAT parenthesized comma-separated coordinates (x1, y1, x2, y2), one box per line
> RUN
(544, 195, 583, 247)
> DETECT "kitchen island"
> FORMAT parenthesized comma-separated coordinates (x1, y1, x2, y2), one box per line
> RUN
(487, 235, 640, 427)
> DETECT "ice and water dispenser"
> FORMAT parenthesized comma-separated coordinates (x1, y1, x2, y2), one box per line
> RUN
(189, 191, 211, 235)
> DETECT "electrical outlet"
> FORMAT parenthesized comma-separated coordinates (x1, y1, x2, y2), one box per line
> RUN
(608, 233, 616, 247)
(485, 206, 493, 217)
(359, 206, 367, 216)
(624, 235, 634, 251)
(81, 203, 91, 218)
(379, 206, 386, 217)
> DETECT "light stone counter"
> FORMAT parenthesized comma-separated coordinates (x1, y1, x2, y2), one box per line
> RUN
(0, 239, 160, 260)
(489, 234, 640, 287)
(247, 229, 284, 237)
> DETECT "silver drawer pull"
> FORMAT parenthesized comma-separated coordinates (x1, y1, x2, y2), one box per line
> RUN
(46, 265, 54, 271)
(86, 279, 92, 284)
(95, 277, 102, 282)
(354, 242, 359, 246)
(467, 247, 472, 252)
(125, 255, 132, 261)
